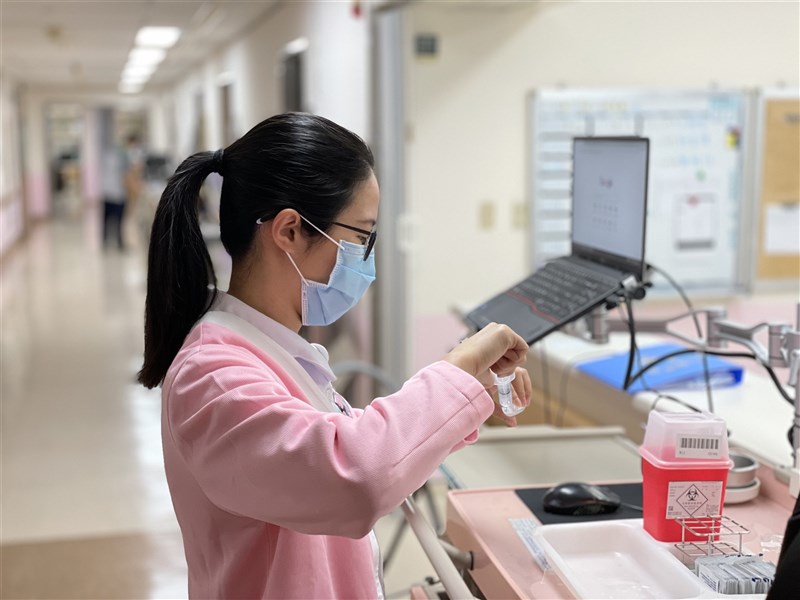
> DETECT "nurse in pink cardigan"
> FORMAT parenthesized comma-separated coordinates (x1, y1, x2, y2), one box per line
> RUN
(138, 113, 531, 599)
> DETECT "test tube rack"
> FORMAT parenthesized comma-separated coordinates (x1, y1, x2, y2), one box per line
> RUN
(673, 515, 751, 566)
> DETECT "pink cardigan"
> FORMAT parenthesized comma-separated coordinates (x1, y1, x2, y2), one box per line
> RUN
(162, 320, 494, 598)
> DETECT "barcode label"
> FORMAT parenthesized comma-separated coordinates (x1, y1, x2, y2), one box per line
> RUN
(680, 437, 719, 450)
(509, 518, 551, 571)
(676, 434, 723, 458)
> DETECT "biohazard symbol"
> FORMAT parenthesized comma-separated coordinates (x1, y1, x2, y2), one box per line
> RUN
(676, 485, 709, 516)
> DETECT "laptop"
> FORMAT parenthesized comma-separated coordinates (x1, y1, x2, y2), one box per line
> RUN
(464, 136, 650, 345)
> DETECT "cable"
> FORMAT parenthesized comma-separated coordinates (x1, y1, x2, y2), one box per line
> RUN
(554, 299, 644, 426)
(622, 293, 637, 390)
(648, 263, 714, 413)
(626, 347, 794, 404)
(648, 390, 703, 414)
(555, 299, 646, 426)
(617, 300, 658, 392)
(761, 361, 796, 404)
(626, 348, 735, 390)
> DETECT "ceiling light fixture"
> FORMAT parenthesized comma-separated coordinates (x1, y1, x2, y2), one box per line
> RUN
(121, 73, 151, 85)
(118, 25, 181, 96)
(123, 63, 157, 77)
(135, 26, 182, 49)
(123, 61, 158, 75)
(128, 47, 166, 66)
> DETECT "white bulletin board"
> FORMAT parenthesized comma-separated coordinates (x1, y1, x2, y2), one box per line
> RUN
(527, 88, 749, 293)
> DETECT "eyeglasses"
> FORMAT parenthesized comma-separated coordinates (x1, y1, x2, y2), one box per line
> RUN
(255, 214, 376, 261)
(332, 221, 377, 261)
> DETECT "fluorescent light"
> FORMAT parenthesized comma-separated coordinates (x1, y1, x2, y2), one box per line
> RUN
(119, 27, 179, 91)
(123, 63, 156, 78)
(128, 47, 166, 66)
(121, 73, 150, 85)
(118, 82, 143, 94)
(135, 26, 181, 48)
(284, 37, 309, 56)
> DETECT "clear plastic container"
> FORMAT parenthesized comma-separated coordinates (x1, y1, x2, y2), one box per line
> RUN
(638, 411, 733, 542)
(494, 372, 524, 417)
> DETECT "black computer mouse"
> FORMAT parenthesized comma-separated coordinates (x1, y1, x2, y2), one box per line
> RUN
(542, 482, 622, 516)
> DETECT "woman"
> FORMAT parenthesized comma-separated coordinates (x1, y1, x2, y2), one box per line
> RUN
(139, 112, 531, 599)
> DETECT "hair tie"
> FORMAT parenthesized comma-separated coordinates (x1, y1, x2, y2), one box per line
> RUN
(211, 149, 225, 175)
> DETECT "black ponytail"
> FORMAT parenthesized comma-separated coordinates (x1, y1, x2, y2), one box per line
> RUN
(137, 152, 219, 388)
(138, 112, 374, 388)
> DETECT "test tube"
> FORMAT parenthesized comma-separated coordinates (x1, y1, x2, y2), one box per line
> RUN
(495, 372, 525, 417)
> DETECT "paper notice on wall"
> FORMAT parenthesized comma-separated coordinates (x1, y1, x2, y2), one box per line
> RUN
(764, 203, 800, 255)
(674, 194, 717, 250)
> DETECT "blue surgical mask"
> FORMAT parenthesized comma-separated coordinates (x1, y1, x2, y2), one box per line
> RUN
(285, 218, 376, 326)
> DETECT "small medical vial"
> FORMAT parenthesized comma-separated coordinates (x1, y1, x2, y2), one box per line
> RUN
(495, 372, 525, 417)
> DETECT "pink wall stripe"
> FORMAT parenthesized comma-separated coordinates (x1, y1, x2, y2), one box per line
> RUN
(25, 172, 50, 219)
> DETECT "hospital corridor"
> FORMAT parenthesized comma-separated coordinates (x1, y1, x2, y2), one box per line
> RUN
(1, 1, 799, 599)
(0, 212, 445, 598)
(1, 213, 186, 597)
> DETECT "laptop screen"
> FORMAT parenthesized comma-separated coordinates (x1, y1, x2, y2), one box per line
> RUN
(571, 137, 649, 280)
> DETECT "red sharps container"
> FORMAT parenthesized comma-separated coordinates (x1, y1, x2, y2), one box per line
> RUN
(639, 410, 732, 542)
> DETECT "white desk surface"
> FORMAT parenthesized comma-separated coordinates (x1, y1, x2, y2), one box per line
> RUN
(442, 425, 641, 489)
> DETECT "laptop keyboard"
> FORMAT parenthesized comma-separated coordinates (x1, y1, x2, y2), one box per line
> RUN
(509, 261, 621, 322)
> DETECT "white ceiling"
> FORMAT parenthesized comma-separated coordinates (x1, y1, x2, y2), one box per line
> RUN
(0, 1, 278, 92)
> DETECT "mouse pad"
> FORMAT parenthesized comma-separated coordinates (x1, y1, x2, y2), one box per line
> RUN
(514, 482, 643, 525)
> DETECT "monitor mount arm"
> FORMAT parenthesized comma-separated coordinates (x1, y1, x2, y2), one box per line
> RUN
(577, 299, 800, 497)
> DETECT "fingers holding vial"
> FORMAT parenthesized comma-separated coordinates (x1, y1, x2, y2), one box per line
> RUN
(441, 322, 531, 426)
(492, 366, 531, 426)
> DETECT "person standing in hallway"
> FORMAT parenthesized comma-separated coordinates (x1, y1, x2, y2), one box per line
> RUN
(100, 137, 128, 250)
(101, 134, 143, 250)
(138, 112, 531, 599)
(122, 133, 145, 247)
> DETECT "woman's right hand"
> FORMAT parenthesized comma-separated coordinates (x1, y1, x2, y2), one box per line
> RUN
(443, 323, 532, 424)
